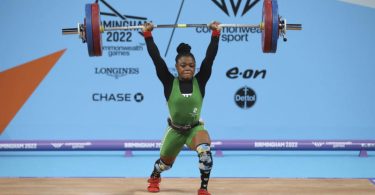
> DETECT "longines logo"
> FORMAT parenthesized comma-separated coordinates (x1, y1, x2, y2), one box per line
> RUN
(211, 0, 260, 17)
(95, 67, 139, 79)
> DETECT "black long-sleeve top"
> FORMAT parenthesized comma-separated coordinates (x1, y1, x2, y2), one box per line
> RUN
(145, 32, 220, 101)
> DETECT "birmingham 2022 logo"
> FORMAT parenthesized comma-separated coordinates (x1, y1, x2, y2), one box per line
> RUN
(99, 1, 148, 57)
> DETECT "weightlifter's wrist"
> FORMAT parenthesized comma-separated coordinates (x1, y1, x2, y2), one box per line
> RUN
(212, 30, 220, 37)
(143, 31, 152, 38)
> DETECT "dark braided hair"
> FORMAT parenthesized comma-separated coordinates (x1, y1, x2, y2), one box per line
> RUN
(175, 43, 195, 63)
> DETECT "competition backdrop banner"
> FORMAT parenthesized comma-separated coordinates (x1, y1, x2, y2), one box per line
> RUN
(0, 0, 374, 140)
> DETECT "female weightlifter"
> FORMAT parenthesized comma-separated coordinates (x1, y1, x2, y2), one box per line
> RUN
(142, 21, 221, 195)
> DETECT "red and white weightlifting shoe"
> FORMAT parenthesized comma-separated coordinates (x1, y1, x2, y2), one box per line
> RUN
(147, 177, 161, 193)
(198, 188, 211, 195)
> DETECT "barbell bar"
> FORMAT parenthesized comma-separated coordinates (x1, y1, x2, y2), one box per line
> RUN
(62, 23, 301, 33)
(61, 0, 302, 56)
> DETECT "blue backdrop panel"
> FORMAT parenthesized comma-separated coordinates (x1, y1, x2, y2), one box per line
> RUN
(0, 0, 375, 141)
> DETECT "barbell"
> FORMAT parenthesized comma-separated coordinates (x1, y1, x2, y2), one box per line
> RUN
(62, 0, 302, 56)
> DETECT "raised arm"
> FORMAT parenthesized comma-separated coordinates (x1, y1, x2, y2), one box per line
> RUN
(143, 23, 174, 99)
(196, 22, 221, 90)
(143, 24, 174, 85)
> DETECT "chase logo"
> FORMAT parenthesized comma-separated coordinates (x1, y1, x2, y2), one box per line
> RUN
(211, 0, 260, 17)
(134, 93, 144, 103)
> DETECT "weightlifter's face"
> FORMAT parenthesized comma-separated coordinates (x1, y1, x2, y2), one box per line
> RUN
(176, 56, 195, 81)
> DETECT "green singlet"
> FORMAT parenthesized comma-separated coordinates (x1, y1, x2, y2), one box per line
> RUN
(160, 78, 206, 157)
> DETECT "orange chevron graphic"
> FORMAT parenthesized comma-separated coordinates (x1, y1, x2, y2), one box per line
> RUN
(0, 49, 66, 134)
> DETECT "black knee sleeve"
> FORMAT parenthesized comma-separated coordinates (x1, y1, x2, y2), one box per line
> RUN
(196, 144, 213, 173)
(154, 158, 172, 172)
(151, 158, 172, 178)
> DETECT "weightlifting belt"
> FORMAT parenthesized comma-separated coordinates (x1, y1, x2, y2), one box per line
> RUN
(167, 118, 200, 133)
